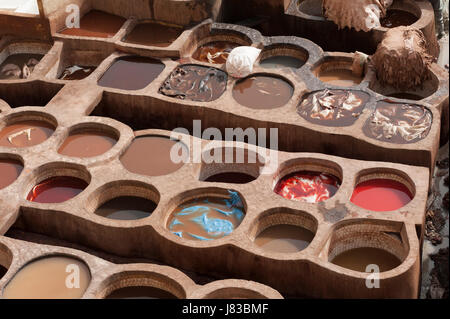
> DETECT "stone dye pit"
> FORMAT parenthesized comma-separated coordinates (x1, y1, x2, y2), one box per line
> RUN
(159, 65, 227, 102)
(0, 54, 43, 80)
(363, 101, 433, 144)
(192, 41, 239, 64)
(298, 89, 370, 126)
(232, 75, 294, 109)
(0, 159, 23, 189)
(351, 178, 414, 212)
(59, 65, 95, 81)
(98, 56, 165, 91)
(95, 196, 157, 221)
(2, 256, 90, 299)
(167, 191, 245, 241)
(105, 286, 177, 299)
(26, 176, 88, 203)
(58, 10, 126, 38)
(0, 121, 54, 148)
(254, 224, 314, 253)
(120, 135, 188, 177)
(259, 56, 306, 70)
(58, 131, 117, 158)
(331, 247, 402, 273)
(274, 172, 341, 203)
(123, 22, 184, 47)
(380, 9, 419, 28)
(317, 69, 363, 87)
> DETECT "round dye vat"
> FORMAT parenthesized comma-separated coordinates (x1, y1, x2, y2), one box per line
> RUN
(0, 53, 43, 80)
(255, 224, 314, 253)
(260, 56, 305, 69)
(2, 256, 91, 299)
(193, 41, 240, 64)
(318, 69, 363, 87)
(59, 10, 126, 38)
(350, 178, 413, 211)
(124, 22, 183, 47)
(106, 286, 177, 299)
(95, 196, 157, 220)
(27, 176, 88, 203)
(331, 247, 402, 272)
(387, 92, 423, 101)
(120, 136, 188, 177)
(59, 65, 95, 80)
(98, 56, 165, 90)
(58, 131, 117, 158)
(381, 10, 418, 28)
(0, 159, 23, 189)
(204, 172, 256, 184)
(167, 190, 245, 241)
(274, 171, 340, 203)
(233, 76, 294, 109)
(0, 121, 55, 148)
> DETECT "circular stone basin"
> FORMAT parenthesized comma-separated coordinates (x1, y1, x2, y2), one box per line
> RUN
(386, 92, 423, 101)
(0, 158, 23, 189)
(233, 75, 294, 109)
(59, 10, 126, 38)
(59, 65, 95, 80)
(167, 190, 245, 241)
(123, 22, 183, 47)
(205, 172, 256, 184)
(260, 56, 305, 69)
(331, 247, 402, 272)
(351, 178, 413, 212)
(380, 9, 418, 28)
(106, 286, 177, 299)
(159, 64, 228, 102)
(193, 41, 240, 64)
(298, 89, 370, 127)
(98, 56, 165, 90)
(363, 101, 432, 144)
(95, 196, 157, 220)
(2, 256, 91, 299)
(0, 53, 44, 80)
(274, 171, 340, 203)
(0, 121, 55, 148)
(58, 131, 117, 158)
(27, 176, 88, 203)
(317, 69, 363, 87)
(120, 135, 188, 177)
(255, 224, 314, 253)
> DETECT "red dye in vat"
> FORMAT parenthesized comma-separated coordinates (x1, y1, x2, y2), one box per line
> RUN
(350, 179, 413, 211)
(274, 172, 340, 203)
(27, 176, 88, 203)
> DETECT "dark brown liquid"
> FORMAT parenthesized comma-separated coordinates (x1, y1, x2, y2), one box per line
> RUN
(0, 121, 55, 148)
(0, 159, 23, 189)
(381, 10, 418, 28)
(124, 22, 183, 47)
(98, 56, 165, 91)
(95, 196, 157, 220)
(159, 65, 227, 102)
(318, 69, 363, 86)
(233, 76, 293, 109)
(2, 256, 90, 299)
(331, 247, 402, 272)
(204, 172, 256, 184)
(298, 89, 370, 127)
(106, 286, 177, 299)
(58, 132, 117, 158)
(120, 136, 188, 177)
(0, 54, 43, 80)
(27, 176, 88, 203)
(59, 10, 126, 38)
(260, 56, 305, 69)
(387, 92, 423, 101)
(255, 224, 314, 253)
(59, 65, 95, 80)
(193, 41, 239, 64)
(0, 265, 7, 279)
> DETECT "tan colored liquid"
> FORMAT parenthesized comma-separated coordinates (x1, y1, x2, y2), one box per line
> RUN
(106, 286, 177, 299)
(58, 132, 117, 158)
(255, 224, 314, 253)
(0, 121, 55, 148)
(3, 256, 91, 299)
(331, 247, 401, 272)
(59, 10, 125, 38)
(318, 69, 363, 87)
(120, 136, 188, 177)
(0, 159, 23, 189)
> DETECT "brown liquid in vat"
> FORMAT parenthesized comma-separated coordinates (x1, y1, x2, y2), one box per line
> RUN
(0, 159, 23, 189)
(95, 196, 157, 220)
(0, 121, 54, 148)
(58, 132, 117, 158)
(255, 224, 314, 253)
(124, 22, 183, 47)
(318, 69, 363, 86)
(331, 247, 402, 272)
(106, 286, 177, 299)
